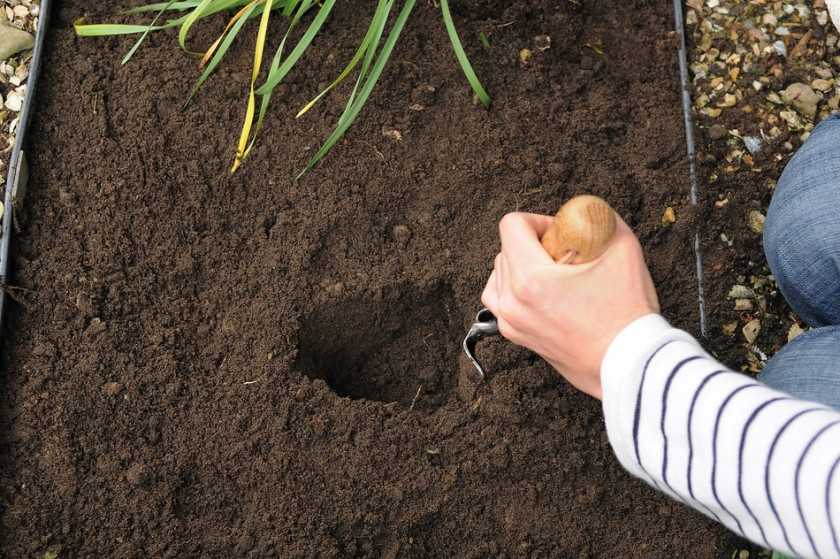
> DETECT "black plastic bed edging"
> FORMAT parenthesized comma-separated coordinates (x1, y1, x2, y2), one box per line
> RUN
(673, 0, 709, 338)
(0, 0, 51, 344)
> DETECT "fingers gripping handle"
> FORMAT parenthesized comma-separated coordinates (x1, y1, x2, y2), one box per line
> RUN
(540, 195, 617, 264)
(464, 195, 617, 381)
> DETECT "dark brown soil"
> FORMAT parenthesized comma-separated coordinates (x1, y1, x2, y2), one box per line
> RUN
(0, 1, 756, 556)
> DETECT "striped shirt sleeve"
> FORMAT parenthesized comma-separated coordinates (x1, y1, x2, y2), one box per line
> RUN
(602, 314, 840, 559)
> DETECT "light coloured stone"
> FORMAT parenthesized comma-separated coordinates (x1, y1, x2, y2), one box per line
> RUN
(782, 83, 821, 118)
(811, 78, 834, 92)
(0, 19, 33, 60)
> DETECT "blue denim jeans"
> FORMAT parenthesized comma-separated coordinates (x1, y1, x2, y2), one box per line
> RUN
(760, 113, 840, 411)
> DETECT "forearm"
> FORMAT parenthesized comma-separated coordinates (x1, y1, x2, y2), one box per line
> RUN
(602, 315, 840, 558)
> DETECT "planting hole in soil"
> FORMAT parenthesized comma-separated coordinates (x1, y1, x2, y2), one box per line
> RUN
(295, 283, 460, 412)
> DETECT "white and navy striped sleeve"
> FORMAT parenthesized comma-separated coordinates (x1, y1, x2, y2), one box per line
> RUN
(602, 314, 840, 559)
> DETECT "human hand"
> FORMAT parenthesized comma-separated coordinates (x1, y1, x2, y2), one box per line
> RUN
(481, 211, 660, 399)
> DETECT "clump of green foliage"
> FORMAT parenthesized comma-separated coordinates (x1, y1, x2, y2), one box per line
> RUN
(75, 0, 490, 176)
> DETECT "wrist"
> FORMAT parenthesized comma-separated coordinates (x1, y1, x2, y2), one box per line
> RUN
(600, 313, 674, 410)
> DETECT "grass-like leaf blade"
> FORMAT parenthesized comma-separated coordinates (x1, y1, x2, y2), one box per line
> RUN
(177, 0, 215, 55)
(254, 0, 336, 96)
(122, 1, 204, 13)
(74, 18, 187, 36)
(298, 0, 415, 178)
(338, 0, 392, 124)
(122, 0, 180, 64)
(239, 0, 317, 167)
(296, 0, 389, 119)
(185, 1, 260, 108)
(439, 0, 490, 109)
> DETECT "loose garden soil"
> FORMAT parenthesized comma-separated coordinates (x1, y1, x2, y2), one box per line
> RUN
(0, 0, 767, 556)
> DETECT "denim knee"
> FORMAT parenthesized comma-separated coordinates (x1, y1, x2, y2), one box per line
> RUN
(760, 325, 840, 411)
(764, 115, 840, 327)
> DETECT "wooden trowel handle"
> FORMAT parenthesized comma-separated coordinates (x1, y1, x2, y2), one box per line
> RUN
(540, 195, 617, 264)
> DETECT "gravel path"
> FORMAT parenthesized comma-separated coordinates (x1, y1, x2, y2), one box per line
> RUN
(0, 0, 39, 178)
(688, 0, 839, 381)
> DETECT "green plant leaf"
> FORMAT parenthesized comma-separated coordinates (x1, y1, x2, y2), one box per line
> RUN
(122, 0, 179, 64)
(280, 0, 300, 17)
(185, 0, 260, 108)
(439, 0, 490, 109)
(330, 0, 392, 127)
(298, 0, 415, 178)
(241, 0, 315, 159)
(254, 0, 335, 96)
(124, 0, 265, 16)
(122, 1, 203, 13)
(232, 0, 321, 170)
(74, 18, 187, 37)
(74, 1, 248, 38)
(296, 0, 388, 119)
(178, 0, 215, 55)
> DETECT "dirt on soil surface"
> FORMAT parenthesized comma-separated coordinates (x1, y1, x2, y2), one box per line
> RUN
(0, 0, 760, 556)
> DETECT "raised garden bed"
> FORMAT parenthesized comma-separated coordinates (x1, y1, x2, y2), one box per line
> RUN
(0, 1, 762, 556)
